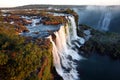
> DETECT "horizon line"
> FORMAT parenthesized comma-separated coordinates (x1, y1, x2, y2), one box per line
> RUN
(0, 4, 120, 8)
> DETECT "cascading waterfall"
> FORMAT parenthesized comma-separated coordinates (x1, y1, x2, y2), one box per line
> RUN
(97, 9, 112, 31)
(32, 19, 37, 27)
(49, 16, 85, 80)
(32, 18, 40, 27)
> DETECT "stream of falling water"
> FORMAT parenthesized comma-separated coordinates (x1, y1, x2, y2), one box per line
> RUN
(49, 16, 85, 80)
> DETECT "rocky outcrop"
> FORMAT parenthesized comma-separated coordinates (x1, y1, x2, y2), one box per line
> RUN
(4, 15, 30, 34)
(4, 15, 32, 25)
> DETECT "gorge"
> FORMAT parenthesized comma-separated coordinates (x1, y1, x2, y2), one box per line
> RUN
(0, 5, 120, 80)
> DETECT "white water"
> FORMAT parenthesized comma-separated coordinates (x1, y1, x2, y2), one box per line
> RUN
(49, 16, 85, 80)
(32, 18, 40, 27)
(97, 9, 112, 31)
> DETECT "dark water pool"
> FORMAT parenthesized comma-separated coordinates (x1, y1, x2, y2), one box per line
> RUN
(77, 54, 120, 80)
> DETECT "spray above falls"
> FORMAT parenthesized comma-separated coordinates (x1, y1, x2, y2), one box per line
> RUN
(75, 6, 112, 31)
(49, 16, 85, 80)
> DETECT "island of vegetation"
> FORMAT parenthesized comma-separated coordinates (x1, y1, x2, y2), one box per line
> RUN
(77, 24, 120, 60)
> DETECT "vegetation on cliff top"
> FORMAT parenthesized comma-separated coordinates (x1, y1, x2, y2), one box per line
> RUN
(64, 8, 78, 26)
(78, 24, 120, 59)
(41, 16, 67, 25)
(0, 18, 53, 80)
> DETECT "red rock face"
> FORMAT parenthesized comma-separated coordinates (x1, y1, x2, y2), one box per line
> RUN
(22, 19, 32, 25)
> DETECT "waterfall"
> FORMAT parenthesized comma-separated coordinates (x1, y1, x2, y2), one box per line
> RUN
(49, 16, 85, 80)
(74, 6, 113, 31)
(97, 7, 112, 31)
(32, 18, 40, 27)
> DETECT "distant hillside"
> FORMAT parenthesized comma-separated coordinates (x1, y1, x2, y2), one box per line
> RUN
(0, 4, 85, 10)
(15, 4, 50, 9)
(0, 4, 119, 10)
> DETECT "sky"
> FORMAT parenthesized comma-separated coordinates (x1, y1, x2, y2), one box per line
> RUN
(0, 0, 120, 7)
